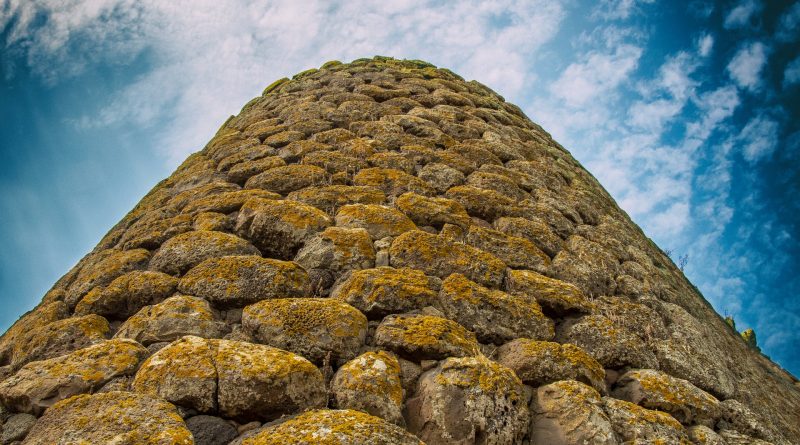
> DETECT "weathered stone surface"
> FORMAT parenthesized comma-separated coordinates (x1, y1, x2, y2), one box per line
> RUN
(719, 429, 776, 445)
(602, 396, 690, 444)
(178, 255, 310, 308)
(23, 391, 193, 444)
(332, 351, 405, 425)
(133, 336, 326, 420)
(395, 192, 471, 229)
(0, 301, 67, 366)
(465, 225, 550, 273)
(75, 270, 179, 320)
(245, 164, 328, 195)
(418, 163, 465, 193)
(612, 369, 721, 427)
(181, 188, 282, 214)
(438, 273, 554, 344)
(10, 314, 110, 369)
(717, 398, 777, 442)
(505, 269, 593, 316)
(185, 415, 239, 445)
(390, 230, 506, 288)
(288, 185, 386, 214)
(331, 267, 439, 318)
(551, 235, 619, 297)
(375, 313, 479, 361)
(64, 248, 151, 308)
(335, 204, 417, 239)
(557, 315, 658, 369)
(1, 413, 36, 444)
(242, 298, 367, 364)
(405, 356, 529, 445)
(496, 339, 605, 393)
(353, 167, 435, 196)
(444, 185, 522, 222)
(493, 216, 563, 258)
(688, 425, 727, 445)
(530, 380, 618, 445)
(114, 295, 228, 344)
(0, 339, 148, 415)
(295, 227, 376, 272)
(238, 409, 424, 445)
(234, 197, 331, 259)
(149, 231, 260, 275)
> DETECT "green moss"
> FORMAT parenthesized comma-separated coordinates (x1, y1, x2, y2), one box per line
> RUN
(262, 77, 289, 95)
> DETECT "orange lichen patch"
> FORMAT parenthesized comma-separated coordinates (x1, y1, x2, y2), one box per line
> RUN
(506, 269, 594, 316)
(465, 225, 550, 272)
(244, 164, 328, 195)
(116, 210, 195, 251)
(395, 192, 470, 229)
(303, 150, 368, 175)
(353, 167, 435, 197)
(240, 409, 424, 445)
(368, 152, 415, 174)
(178, 255, 309, 308)
(614, 369, 721, 427)
(263, 130, 305, 147)
(74, 270, 178, 320)
(235, 197, 331, 259)
(331, 351, 405, 424)
(603, 396, 690, 443)
(389, 230, 506, 288)
(334, 204, 417, 239)
(0, 339, 149, 415)
(193, 211, 231, 231)
(11, 314, 110, 369)
(278, 139, 331, 162)
(148, 230, 260, 275)
(288, 185, 386, 214)
(216, 143, 275, 172)
(165, 181, 240, 211)
(311, 128, 358, 145)
(295, 227, 376, 272)
(114, 295, 226, 345)
(432, 356, 524, 403)
(374, 314, 479, 361)
(22, 391, 193, 445)
(242, 298, 367, 364)
(0, 301, 67, 365)
(65, 248, 151, 308)
(438, 273, 554, 344)
(331, 267, 438, 318)
(495, 339, 605, 392)
(444, 185, 523, 222)
(226, 156, 287, 184)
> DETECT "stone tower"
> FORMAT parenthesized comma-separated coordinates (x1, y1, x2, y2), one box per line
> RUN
(0, 57, 797, 444)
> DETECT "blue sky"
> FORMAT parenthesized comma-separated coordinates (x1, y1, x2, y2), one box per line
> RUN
(1, 0, 798, 375)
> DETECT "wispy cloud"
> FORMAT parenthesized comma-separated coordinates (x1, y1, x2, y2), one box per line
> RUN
(783, 56, 800, 87)
(738, 113, 780, 163)
(697, 33, 714, 58)
(592, 0, 655, 20)
(776, 1, 800, 42)
(726, 41, 769, 92)
(723, 0, 762, 29)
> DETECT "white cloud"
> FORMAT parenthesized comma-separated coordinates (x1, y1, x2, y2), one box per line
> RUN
(697, 34, 714, 57)
(783, 56, 800, 88)
(723, 0, 762, 29)
(777, 1, 800, 42)
(1, 0, 566, 163)
(738, 114, 780, 163)
(549, 44, 642, 107)
(592, 0, 655, 20)
(726, 41, 768, 92)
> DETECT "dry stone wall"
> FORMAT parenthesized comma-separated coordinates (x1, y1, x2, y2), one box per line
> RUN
(0, 56, 798, 444)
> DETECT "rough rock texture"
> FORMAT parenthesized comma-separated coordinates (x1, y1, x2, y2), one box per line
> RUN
(1, 57, 798, 444)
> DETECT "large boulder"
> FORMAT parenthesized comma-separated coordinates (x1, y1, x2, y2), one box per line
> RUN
(114, 295, 228, 345)
(242, 298, 367, 364)
(132, 336, 326, 421)
(23, 391, 193, 445)
(390, 230, 506, 288)
(9, 314, 110, 369)
(294, 227, 376, 272)
(331, 351, 405, 425)
(149, 231, 260, 275)
(556, 315, 658, 369)
(0, 339, 148, 415)
(244, 164, 328, 195)
(74, 270, 178, 320)
(234, 198, 331, 259)
(405, 356, 529, 445)
(437, 273, 554, 344)
(0, 301, 67, 366)
(602, 396, 690, 444)
(496, 339, 606, 393)
(334, 204, 417, 239)
(395, 192, 471, 229)
(287, 185, 386, 214)
(353, 167, 435, 197)
(64, 248, 151, 308)
(530, 380, 618, 445)
(237, 409, 424, 445)
(178, 255, 310, 308)
(464, 225, 549, 273)
(505, 269, 593, 316)
(374, 313, 480, 361)
(612, 369, 721, 427)
(330, 267, 439, 319)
